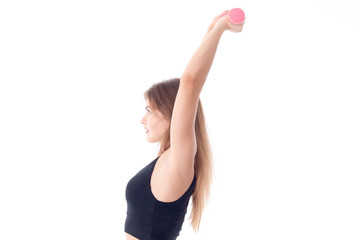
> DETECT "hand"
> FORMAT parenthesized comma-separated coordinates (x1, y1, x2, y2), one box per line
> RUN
(206, 11, 229, 33)
(218, 14, 245, 33)
(203, 11, 245, 40)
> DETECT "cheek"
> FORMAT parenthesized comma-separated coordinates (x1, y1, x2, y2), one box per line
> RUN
(147, 116, 156, 128)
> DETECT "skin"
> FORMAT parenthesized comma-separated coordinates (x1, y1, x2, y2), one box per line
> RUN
(125, 11, 245, 240)
(140, 99, 170, 144)
(125, 101, 171, 240)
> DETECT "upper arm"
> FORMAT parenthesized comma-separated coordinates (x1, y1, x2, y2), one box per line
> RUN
(168, 77, 203, 173)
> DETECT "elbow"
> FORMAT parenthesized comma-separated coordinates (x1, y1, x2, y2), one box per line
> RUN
(180, 73, 196, 83)
(180, 74, 206, 91)
(180, 75, 197, 90)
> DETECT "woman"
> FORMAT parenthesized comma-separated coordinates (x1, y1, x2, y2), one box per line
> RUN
(125, 10, 245, 240)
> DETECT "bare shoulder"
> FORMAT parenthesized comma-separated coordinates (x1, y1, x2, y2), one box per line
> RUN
(150, 149, 195, 203)
(165, 149, 195, 184)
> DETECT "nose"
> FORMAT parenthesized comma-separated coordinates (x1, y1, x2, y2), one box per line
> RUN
(140, 114, 146, 124)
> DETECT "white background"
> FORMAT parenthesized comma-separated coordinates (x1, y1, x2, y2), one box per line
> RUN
(1, 0, 359, 239)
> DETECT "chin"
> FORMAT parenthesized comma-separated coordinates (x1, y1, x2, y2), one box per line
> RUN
(146, 136, 157, 143)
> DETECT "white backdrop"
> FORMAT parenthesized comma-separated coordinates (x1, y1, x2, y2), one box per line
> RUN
(1, 0, 359, 239)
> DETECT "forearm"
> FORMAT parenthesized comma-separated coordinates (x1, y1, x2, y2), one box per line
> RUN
(181, 20, 227, 86)
(203, 23, 214, 40)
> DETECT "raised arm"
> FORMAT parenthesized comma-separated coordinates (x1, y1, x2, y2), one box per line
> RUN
(168, 12, 245, 176)
(181, 13, 244, 93)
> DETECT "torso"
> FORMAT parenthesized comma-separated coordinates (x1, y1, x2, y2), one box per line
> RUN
(125, 233, 139, 240)
(125, 148, 195, 240)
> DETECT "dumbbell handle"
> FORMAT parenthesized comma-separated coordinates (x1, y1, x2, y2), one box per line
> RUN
(219, 8, 245, 24)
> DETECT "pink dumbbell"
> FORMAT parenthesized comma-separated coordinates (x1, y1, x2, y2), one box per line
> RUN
(219, 8, 245, 24)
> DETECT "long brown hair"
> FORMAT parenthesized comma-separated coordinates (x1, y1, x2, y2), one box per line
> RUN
(144, 78, 213, 232)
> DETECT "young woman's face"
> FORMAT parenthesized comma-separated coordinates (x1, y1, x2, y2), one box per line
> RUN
(140, 100, 169, 143)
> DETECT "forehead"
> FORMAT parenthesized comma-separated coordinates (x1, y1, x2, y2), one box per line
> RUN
(144, 100, 167, 120)
(145, 99, 151, 108)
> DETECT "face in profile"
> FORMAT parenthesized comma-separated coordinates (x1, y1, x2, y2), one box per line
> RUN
(140, 100, 170, 143)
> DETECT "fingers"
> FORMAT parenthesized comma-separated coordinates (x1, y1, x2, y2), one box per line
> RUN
(229, 18, 245, 32)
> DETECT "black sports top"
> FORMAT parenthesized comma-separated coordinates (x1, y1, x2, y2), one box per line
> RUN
(125, 155, 197, 240)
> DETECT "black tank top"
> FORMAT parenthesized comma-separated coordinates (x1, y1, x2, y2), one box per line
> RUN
(125, 155, 197, 240)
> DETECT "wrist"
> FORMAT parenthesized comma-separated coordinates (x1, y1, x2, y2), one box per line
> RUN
(214, 18, 228, 33)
